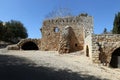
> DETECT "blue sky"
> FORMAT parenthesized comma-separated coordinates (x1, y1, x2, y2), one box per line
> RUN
(0, 0, 120, 38)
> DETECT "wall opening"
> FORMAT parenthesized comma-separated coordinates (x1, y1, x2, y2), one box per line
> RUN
(54, 27, 59, 32)
(21, 41, 39, 50)
(86, 45, 89, 57)
(110, 47, 120, 68)
(75, 43, 78, 47)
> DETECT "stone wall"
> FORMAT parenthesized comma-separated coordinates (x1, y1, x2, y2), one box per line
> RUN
(40, 14, 93, 52)
(8, 38, 41, 50)
(91, 34, 120, 65)
(18, 38, 41, 50)
(84, 34, 93, 59)
(7, 13, 93, 54)
(58, 26, 71, 53)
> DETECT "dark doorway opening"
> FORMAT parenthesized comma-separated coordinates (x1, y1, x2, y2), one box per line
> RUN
(110, 47, 120, 68)
(75, 43, 78, 47)
(86, 45, 89, 57)
(21, 42, 39, 50)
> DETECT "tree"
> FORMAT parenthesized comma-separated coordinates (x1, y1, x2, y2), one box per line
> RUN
(103, 28, 107, 34)
(0, 21, 3, 39)
(0, 21, 5, 40)
(112, 12, 120, 34)
(0, 20, 28, 43)
(45, 7, 73, 19)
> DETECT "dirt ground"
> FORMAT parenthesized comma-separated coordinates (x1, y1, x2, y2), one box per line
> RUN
(0, 49, 120, 80)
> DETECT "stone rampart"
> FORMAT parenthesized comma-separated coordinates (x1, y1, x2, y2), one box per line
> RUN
(41, 14, 93, 52)
(91, 34, 120, 66)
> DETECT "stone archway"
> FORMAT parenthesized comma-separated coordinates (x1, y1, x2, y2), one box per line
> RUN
(110, 47, 120, 68)
(21, 41, 39, 50)
(86, 45, 89, 57)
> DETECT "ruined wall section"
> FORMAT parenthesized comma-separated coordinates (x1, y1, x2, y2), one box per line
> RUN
(78, 15, 93, 38)
(40, 19, 61, 51)
(92, 34, 120, 64)
(7, 38, 41, 50)
(18, 38, 41, 50)
(40, 14, 93, 52)
(58, 26, 71, 53)
(84, 34, 93, 59)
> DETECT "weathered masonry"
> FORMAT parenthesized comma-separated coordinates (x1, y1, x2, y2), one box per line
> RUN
(85, 34, 120, 68)
(7, 13, 120, 68)
(40, 14, 93, 53)
(7, 39, 41, 50)
(8, 14, 93, 53)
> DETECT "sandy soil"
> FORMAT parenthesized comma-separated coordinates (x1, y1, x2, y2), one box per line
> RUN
(0, 49, 120, 80)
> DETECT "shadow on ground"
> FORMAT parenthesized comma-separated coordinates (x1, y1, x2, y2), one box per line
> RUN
(0, 54, 108, 80)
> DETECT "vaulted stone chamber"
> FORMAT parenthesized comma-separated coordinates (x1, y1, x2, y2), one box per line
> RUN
(110, 48, 120, 68)
(21, 41, 39, 50)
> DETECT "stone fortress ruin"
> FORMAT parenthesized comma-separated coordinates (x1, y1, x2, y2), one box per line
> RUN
(8, 13, 120, 68)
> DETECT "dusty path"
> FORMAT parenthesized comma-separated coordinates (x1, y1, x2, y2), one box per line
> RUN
(0, 49, 120, 80)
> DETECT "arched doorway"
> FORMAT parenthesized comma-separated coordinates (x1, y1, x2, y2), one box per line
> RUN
(86, 45, 89, 57)
(110, 47, 120, 68)
(21, 41, 39, 50)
